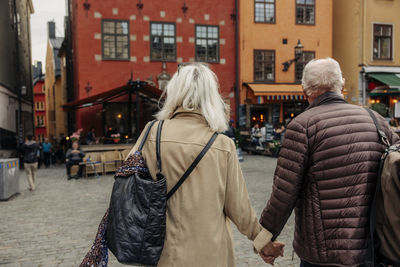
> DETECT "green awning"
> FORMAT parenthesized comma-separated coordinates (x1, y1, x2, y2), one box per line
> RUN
(369, 73, 400, 88)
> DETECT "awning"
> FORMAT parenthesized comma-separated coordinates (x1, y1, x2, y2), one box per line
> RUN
(245, 83, 305, 100)
(63, 81, 163, 111)
(370, 86, 400, 96)
(369, 73, 400, 88)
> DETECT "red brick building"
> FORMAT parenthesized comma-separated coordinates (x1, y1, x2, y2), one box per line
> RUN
(64, 0, 237, 138)
(32, 62, 47, 142)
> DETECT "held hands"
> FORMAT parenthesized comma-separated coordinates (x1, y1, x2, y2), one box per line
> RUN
(259, 241, 285, 265)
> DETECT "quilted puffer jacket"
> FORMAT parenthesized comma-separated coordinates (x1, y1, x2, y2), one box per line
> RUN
(260, 92, 399, 266)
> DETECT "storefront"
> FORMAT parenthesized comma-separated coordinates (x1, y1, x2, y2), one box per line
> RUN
(63, 80, 162, 140)
(363, 69, 400, 119)
(242, 83, 308, 128)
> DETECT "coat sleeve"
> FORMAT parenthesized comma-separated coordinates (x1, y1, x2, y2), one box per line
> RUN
(223, 139, 273, 252)
(259, 119, 309, 241)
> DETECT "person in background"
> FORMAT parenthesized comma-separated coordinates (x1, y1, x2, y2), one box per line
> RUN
(58, 133, 67, 163)
(42, 138, 52, 168)
(37, 140, 43, 169)
(65, 141, 85, 180)
(104, 127, 115, 144)
(86, 127, 96, 145)
(273, 123, 286, 144)
(223, 120, 236, 139)
(251, 123, 263, 150)
(21, 135, 40, 191)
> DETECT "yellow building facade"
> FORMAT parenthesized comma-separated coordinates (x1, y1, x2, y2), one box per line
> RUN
(239, 0, 333, 128)
(333, 0, 400, 118)
(45, 22, 67, 140)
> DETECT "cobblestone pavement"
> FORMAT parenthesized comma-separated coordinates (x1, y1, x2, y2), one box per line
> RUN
(0, 155, 300, 267)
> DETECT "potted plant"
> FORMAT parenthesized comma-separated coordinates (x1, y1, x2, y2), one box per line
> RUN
(70, 132, 80, 142)
(111, 133, 121, 143)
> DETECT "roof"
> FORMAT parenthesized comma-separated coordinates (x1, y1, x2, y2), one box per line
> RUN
(49, 37, 64, 77)
(33, 77, 44, 86)
(63, 81, 163, 111)
(49, 37, 63, 49)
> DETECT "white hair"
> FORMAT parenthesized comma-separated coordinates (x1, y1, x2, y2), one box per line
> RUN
(302, 58, 344, 97)
(156, 63, 229, 132)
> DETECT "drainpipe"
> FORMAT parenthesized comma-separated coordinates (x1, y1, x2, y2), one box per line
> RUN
(13, 0, 23, 146)
(234, 0, 240, 128)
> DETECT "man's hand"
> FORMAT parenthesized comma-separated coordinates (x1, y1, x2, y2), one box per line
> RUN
(259, 241, 285, 265)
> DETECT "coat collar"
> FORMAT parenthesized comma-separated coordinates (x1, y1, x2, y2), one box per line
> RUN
(306, 91, 346, 111)
(171, 107, 206, 123)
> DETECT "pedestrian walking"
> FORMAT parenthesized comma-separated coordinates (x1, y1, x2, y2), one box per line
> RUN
(65, 141, 85, 179)
(257, 58, 400, 267)
(21, 135, 40, 191)
(42, 138, 51, 167)
(80, 63, 284, 267)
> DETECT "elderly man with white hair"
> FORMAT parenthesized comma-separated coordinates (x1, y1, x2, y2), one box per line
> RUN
(256, 58, 399, 267)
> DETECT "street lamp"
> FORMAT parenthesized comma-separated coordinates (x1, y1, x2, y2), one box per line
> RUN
(282, 40, 304, 72)
(21, 85, 27, 96)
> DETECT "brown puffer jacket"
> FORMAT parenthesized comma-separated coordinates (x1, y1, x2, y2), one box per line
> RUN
(260, 92, 399, 267)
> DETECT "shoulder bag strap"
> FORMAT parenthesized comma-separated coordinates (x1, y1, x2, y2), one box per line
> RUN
(156, 120, 164, 173)
(138, 120, 157, 151)
(167, 132, 219, 200)
(365, 108, 391, 265)
(365, 108, 391, 147)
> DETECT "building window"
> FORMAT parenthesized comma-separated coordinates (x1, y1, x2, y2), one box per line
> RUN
(102, 20, 129, 60)
(295, 51, 315, 83)
(150, 22, 176, 61)
(36, 116, 44, 127)
(254, 50, 275, 82)
(255, 0, 275, 23)
(35, 102, 45, 111)
(195, 25, 219, 63)
(42, 85, 45, 93)
(296, 0, 315, 25)
(373, 24, 392, 60)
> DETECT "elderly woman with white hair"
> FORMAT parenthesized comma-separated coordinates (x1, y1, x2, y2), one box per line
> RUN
(125, 63, 283, 267)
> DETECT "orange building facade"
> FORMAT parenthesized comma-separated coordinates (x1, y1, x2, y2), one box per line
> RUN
(239, 0, 333, 128)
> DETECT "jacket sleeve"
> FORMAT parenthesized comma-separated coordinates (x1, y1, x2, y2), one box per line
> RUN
(259, 119, 309, 241)
(223, 139, 272, 252)
(65, 149, 71, 159)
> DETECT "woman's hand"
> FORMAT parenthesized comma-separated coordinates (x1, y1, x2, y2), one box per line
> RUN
(259, 241, 285, 265)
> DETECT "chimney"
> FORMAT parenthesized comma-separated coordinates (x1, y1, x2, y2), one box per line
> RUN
(48, 21, 56, 39)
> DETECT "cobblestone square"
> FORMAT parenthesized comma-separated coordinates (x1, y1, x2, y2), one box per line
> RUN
(0, 155, 299, 267)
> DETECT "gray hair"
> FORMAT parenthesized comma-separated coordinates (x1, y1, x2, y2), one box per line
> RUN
(302, 58, 344, 97)
(156, 63, 229, 132)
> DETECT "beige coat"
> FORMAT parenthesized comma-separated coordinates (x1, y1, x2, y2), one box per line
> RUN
(129, 108, 271, 267)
